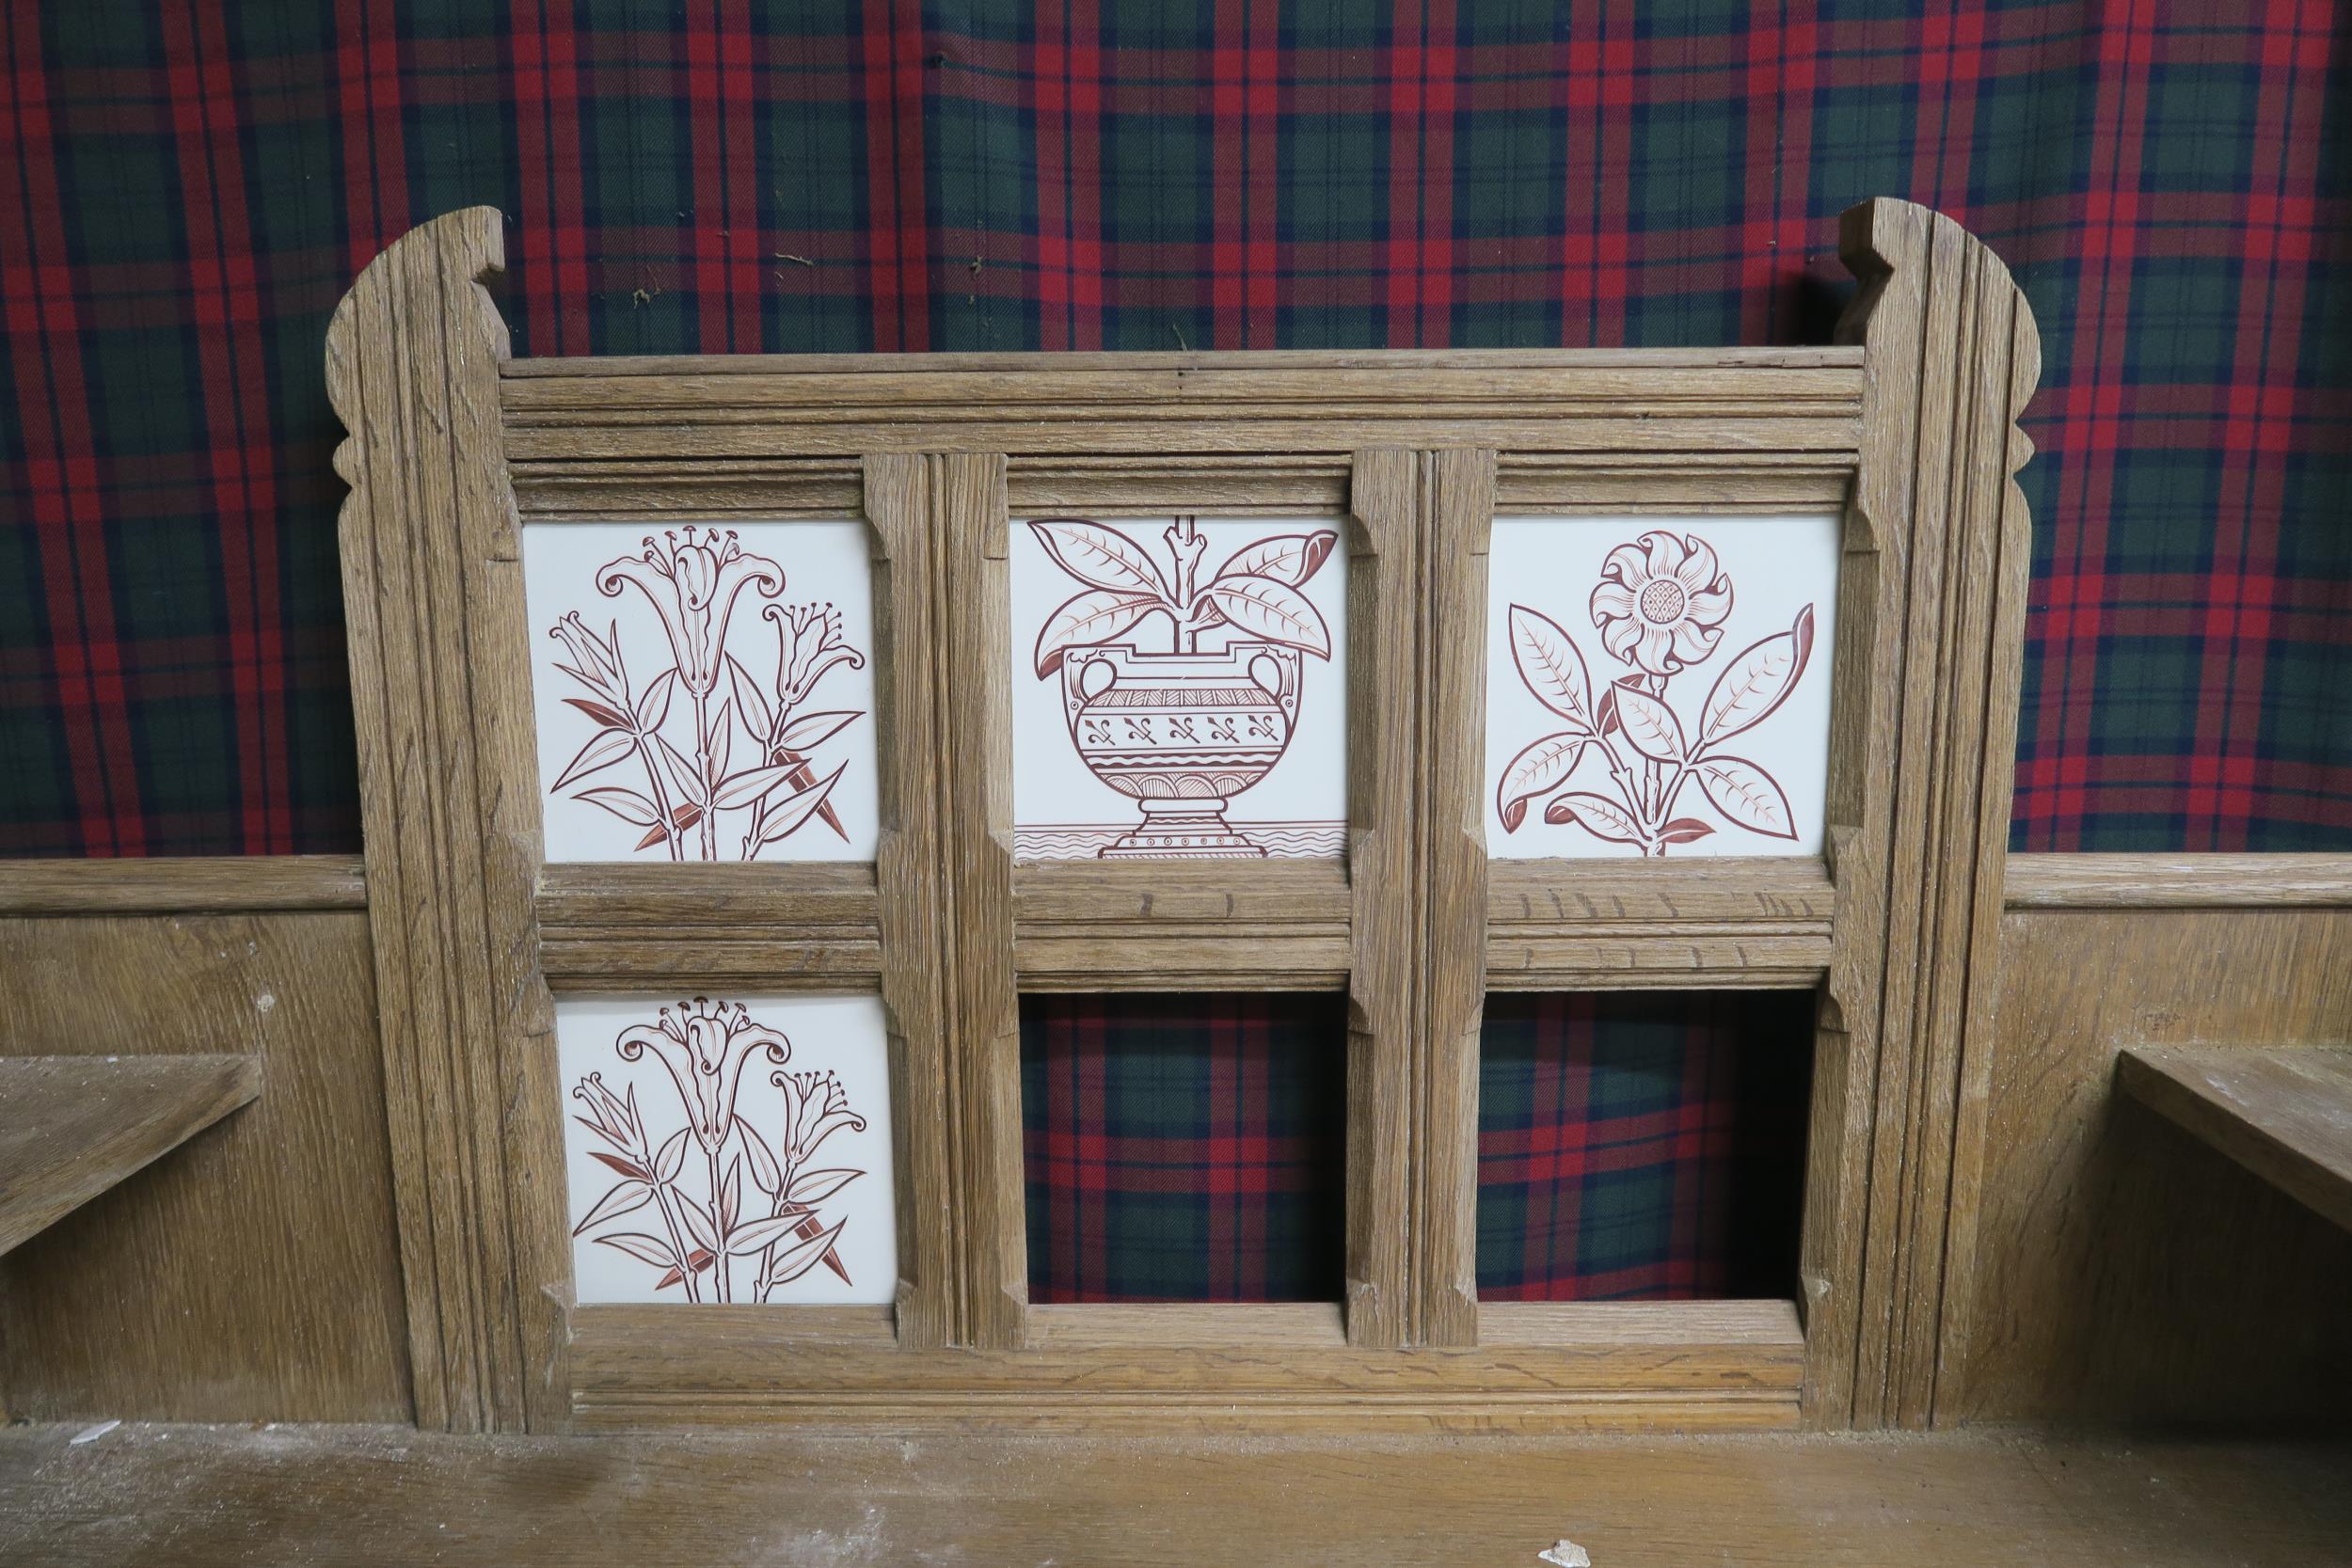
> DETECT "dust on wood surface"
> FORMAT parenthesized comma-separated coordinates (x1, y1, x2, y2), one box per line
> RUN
(4, 1422, 2348, 1567)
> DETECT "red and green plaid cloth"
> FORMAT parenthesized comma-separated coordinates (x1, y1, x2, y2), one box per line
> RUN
(1476, 990, 1811, 1301)
(1022, 992, 1348, 1302)
(1023, 990, 1810, 1303)
(3, 3, 2347, 854)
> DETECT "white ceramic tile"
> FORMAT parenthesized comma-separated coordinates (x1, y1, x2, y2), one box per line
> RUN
(1486, 515, 1840, 859)
(560, 992, 896, 1306)
(523, 520, 880, 863)
(1009, 515, 1348, 860)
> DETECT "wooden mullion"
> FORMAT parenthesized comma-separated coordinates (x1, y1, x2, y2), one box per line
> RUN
(1344, 451, 1420, 1348)
(934, 452, 1027, 1352)
(865, 455, 958, 1352)
(1416, 449, 1496, 1348)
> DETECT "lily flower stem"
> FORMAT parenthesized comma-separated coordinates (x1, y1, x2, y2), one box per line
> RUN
(707, 1148, 731, 1303)
(690, 689, 719, 860)
(629, 731, 685, 862)
(648, 1179, 702, 1304)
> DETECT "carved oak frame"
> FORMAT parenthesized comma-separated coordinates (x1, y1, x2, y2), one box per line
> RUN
(327, 198, 2036, 1433)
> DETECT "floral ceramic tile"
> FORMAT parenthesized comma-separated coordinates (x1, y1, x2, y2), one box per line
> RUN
(522, 520, 880, 863)
(1486, 515, 1840, 859)
(560, 991, 896, 1306)
(1009, 515, 1348, 860)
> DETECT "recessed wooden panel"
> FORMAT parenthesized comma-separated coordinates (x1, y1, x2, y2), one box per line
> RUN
(326, 199, 2037, 1434)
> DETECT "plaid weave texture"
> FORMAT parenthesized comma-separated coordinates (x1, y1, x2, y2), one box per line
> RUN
(1021, 991, 1347, 1302)
(1477, 990, 1812, 1301)
(5, 2, 2347, 853)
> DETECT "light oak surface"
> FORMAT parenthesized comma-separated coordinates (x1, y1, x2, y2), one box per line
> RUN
(1957, 907, 2352, 1426)
(0, 911, 411, 1424)
(0, 1053, 260, 1256)
(2005, 851, 2352, 908)
(2117, 1045, 2352, 1232)
(3, 1424, 2348, 1567)
(324, 198, 2041, 1431)
(0, 855, 366, 915)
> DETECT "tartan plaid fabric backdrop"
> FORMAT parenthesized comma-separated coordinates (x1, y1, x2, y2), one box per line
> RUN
(6, 3, 2346, 1299)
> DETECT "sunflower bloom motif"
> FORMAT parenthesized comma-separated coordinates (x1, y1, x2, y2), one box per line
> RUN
(1496, 527, 1818, 858)
(1588, 531, 1735, 676)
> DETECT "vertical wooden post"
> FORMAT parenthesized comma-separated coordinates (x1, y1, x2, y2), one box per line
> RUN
(933, 452, 1028, 1351)
(1803, 198, 2041, 1428)
(863, 455, 957, 1351)
(326, 208, 559, 1433)
(1419, 448, 1496, 1347)
(1344, 451, 1420, 1347)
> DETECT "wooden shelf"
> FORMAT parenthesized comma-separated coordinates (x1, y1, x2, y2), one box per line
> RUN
(2116, 1046, 2352, 1232)
(0, 1054, 261, 1256)
(6, 1422, 2348, 1566)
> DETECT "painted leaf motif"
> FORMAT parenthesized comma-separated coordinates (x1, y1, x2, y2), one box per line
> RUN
(587, 1149, 648, 1181)
(563, 696, 629, 730)
(634, 667, 678, 733)
(772, 709, 863, 752)
(736, 1114, 782, 1195)
(1200, 578, 1331, 657)
(785, 1167, 865, 1204)
(705, 700, 733, 782)
(1611, 682, 1687, 764)
(1212, 531, 1339, 588)
(1495, 733, 1588, 834)
(766, 1216, 850, 1288)
(755, 761, 849, 846)
(654, 1128, 690, 1184)
(571, 1180, 651, 1236)
(576, 786, 662, 827)
(711, 760, 800, 812)
(1658, 817, 1717, 845)
(1699, 605, 1815, 746)
(674, 1191, 720, 1253)
(555, 723, 649, 799)
(1034, 589, 1160, 676)
(1028, 519, 1170, 597)
(724, 1212, 808, 1256)
(721, 1156, 740, 1231)
(1696, 755, 1798, 839)
(1508, 605, 1595, 729)
(1542, 792, 1645, 845)
(656, 736, 707, 804)
(594, 1232, 680, 1270)
(725, 657, 773, 744)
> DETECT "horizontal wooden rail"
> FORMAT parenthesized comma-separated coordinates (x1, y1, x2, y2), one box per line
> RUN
(0, 857, 367, 916)
(2003, 853, 2352, 909)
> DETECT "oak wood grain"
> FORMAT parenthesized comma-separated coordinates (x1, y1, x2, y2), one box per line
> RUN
(7, 1424, 2349, 1567)
(0, 911, 410, 1424)
(0, 1054, 260, 1257)
(2116, 1046, 2352, 1233)
(2005, 852, 2352, 908)
(0, 857, 366, 916)
(1958, 907, 2352, 1427)
(327, 206, 552, 1432)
